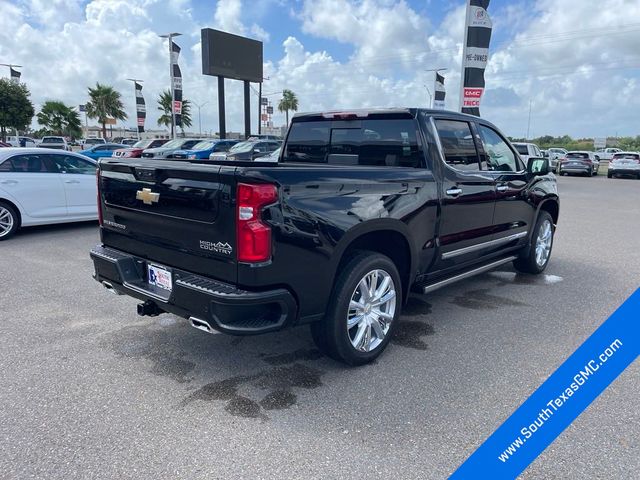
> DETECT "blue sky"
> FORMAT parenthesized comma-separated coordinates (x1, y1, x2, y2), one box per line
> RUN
(2, 0, 640, 138)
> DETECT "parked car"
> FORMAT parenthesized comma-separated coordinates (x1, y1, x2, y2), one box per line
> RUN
(209, 139, 281, 161)
(121, 139, 138, 146)
(79, 143, 127, 160)
(559, 151, 600, 176)
(171, 139, 239, 160)
(6, 136, 37, 147)
(141, 138, 202, 158)
(0, 148, 98, 239)
(112, 139, 168, 159)
(91, 108, 559, 365)
(84, 138, 107, 147)
(607, 152, 640, 179)
(38, 136, 70, 151)
(595, 147, 622, 161)
(512, 142, 542, 164)
(547, 147, 567, 171)
(254, 146, 281, 162)
(248, 134, 282, 141)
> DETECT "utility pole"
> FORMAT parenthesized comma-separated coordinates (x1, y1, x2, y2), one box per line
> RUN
(526, 99, 532, 140)
(126, 78, 144, 141)
(423, 85, 433, 108)
(159, 33, 181, 139)
(194, 101, 208, 136)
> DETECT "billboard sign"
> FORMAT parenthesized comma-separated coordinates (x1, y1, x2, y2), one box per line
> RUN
(201, 28, 263, 83)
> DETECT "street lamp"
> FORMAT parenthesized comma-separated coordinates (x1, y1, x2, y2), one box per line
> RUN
(194, 101, 209, 136)
(159, 33, 182, 139)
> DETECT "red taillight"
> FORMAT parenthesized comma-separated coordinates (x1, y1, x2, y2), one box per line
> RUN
(96, 168, 103, 226)
(236, 183, 278, 263)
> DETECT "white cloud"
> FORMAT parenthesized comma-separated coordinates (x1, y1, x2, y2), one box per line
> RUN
(1, 0, 639, 138)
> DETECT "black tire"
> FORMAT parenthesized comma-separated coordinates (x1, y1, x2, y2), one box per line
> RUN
(310, 251, 402, 366)
(607, 172, 612, 178)
(0, 201, 20, 241)
(513, 211, 554, 274)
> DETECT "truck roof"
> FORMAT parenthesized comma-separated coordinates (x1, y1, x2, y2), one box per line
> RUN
(292, 108, 487, 122)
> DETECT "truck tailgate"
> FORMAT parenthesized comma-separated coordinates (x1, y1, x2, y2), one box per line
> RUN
(98, 158, 238, 284)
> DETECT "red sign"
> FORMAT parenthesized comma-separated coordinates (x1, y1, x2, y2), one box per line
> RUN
(463, 88, 484, 108)
(137, 118, 145, 126)
(173, 100, 182, 114)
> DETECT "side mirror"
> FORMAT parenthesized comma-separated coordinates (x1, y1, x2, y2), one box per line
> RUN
(527, 157, 550, 176)
(253, 148, 261, 153)
(594, 155, 600, 161)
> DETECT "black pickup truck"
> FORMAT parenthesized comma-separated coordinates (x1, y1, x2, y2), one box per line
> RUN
(90, 108, 559, 365)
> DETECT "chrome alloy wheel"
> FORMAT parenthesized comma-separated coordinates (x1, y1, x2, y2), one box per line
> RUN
(535, 219, 553, 267)
(347, 269, 396, 352)
(0, 206, 14, 238)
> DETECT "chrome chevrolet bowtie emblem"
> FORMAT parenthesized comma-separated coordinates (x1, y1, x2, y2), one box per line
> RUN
(136, 188, 160, 205)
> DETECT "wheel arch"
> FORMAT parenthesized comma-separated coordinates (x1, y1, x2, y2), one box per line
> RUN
(537, 196, 559, 225)
(0, 197, 22, 228)
(330, 220, 417, 303)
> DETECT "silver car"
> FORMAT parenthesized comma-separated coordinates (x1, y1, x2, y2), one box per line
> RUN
(607, 152, 640, 179)
(141, 138, 201, 159)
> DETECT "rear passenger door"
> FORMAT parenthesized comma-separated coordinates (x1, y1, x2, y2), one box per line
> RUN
(0, 153, 67, 219)
(475, 123, 531, 247)
(432, 119, 496, 267)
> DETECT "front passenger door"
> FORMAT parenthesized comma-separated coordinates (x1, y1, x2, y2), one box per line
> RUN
(433, 119, 496, 268)
(476, 123, 531, 247)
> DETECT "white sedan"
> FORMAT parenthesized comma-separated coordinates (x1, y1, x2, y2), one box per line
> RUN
(0, 148, 98, 240)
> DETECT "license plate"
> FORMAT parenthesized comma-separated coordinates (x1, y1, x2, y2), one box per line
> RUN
(148, 263, 172, 291)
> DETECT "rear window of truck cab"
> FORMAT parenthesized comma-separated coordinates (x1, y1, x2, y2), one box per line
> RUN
(282, 118, 423, 168)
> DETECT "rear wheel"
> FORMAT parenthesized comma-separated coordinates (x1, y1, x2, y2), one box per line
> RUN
(311, 251, 402, 366)
(513, 211, 554, 274)
(0, 202, 19, 240)
(607, 171, 613, 178)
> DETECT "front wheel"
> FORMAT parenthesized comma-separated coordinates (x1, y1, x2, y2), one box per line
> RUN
(311, 251, 402, 366)
(513, 211, 554, 274)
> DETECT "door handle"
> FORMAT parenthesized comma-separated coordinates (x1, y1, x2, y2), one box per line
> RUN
(0, 179, 18, 185)
(446, 187, 463, 197)
(497, 185, 509, 192)
(64, 179, 81, 184)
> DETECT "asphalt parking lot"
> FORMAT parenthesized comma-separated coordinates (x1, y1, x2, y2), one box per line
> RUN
(1, 175, 638, 479)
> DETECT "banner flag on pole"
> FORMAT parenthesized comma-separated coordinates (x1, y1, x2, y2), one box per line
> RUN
(10, 67, 21, 83)
(434, 72, 446, 109)
(135, 82, 146, 133)
(171, 41, 183, 128)
(459, 0, 492, 116)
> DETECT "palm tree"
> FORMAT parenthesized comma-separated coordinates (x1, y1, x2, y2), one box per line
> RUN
(86, 83, 127, 139)
(36, 101, 82, 138)
(278, 89, 299, 125)
(157, 89, 192, 136)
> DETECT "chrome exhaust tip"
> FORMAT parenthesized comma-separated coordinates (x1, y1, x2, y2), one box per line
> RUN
(189, 317, 218, 334)
(102, 281, 122, 295)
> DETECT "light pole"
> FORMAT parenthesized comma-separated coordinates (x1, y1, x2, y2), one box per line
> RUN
(526, 99, 533, 140)
(126, 78, 144, 141)
(423, 85, 433, 108)
(159, 32, 181, 139)
(194, 101, 208, 136)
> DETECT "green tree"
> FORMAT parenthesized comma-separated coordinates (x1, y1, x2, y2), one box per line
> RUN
(0, 78, 35, 141)
(36, 101, 82, 138)
(157, 89, 192, 136)
(85, 83, 127, 139)
(277, 89, 299, 126)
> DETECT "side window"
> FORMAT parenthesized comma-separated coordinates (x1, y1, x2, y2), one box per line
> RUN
(183, 140, 199, 149)
(434, 120, 480, 171)
(283, 121, 330, 163)
(53, 155, 96, 175)
(0, 159, 13, 171)
(5, 154, 58, 173)
(477, 125, 522, 172)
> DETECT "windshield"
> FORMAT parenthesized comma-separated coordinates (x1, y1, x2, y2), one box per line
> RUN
(192, 140, 215, 150)
(160, 139, 185, 149)
(42, 137, 63, 143)
(612, 153, 639, 160)
(566, 153, 589, 159)
(228, 141, 254, 153)
(133, 140, 151, 149)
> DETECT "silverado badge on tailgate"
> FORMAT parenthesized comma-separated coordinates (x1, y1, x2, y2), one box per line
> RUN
(136, 188, 160, 205)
